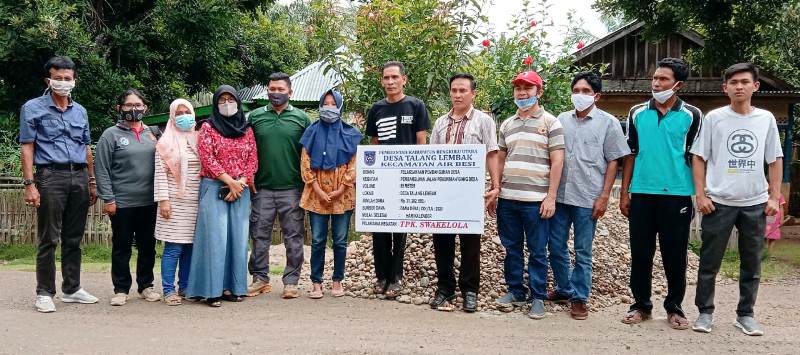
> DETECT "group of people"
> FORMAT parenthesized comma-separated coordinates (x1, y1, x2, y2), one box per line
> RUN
(20, 55, 782, 336)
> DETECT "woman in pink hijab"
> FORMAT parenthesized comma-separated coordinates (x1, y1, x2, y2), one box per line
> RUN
(153, 99, 202, 305)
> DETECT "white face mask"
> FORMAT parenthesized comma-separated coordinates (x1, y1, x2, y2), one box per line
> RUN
(570, 94, 596, 112)
(218, 102, 238, 117)
(48, 78, 75, 97)
(652, 82, 679, 104)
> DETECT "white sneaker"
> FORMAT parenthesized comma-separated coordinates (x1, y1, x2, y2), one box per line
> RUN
(139, 287, 161, 302)
(110, 293, 128, 306)
(35, 295, 56, 313)
(61, 288, 98, 304)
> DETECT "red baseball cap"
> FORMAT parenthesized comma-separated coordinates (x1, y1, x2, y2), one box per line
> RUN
(512, 70, 543, 88)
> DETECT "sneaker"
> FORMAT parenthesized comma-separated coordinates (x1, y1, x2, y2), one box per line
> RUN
(139, 287, 161, 302)
(462, 292, 478, 313)
(570, 301, 589, 320)
(61, 288, 98, 304)
(692, 313, 713, 333)
(282, 284, 299, 299)
(110, 293, 128, 306)
(247, 280, 272, 297)
(495, 292, 527, 309)
(429, 290, 456, 310)
(35, 295, 56, 313)
(528, 299, 546, 319)
(734, 316, 764, 336)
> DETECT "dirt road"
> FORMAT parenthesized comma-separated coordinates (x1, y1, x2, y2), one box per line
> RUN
(1, 271, 798, 354)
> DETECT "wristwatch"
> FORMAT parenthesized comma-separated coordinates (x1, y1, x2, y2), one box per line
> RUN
(22, 179, 34, 186)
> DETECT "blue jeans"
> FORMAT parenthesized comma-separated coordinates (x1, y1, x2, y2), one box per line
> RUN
(161, 242, 193, 296)
(548, 203, 597, 303)
(496, 198, 549, 300)
(309, 210, 352, 284)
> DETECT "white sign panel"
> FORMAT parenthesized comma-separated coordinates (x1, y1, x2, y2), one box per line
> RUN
(355, 144, 486, 234)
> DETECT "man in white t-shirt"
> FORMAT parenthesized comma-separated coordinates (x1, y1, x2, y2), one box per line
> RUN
(689, 62, 783, 336)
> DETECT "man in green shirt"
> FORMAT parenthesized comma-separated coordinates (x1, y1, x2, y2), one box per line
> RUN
(247, 72, 311, 299)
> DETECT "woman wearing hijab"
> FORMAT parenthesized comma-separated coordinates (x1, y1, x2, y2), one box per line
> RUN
(185, 86, 258, 307)
(154, 99, 201, 306)
(300, 90, 362, 299)
(95, 88, 161, 306)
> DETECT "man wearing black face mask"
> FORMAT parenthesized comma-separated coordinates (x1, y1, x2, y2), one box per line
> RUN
(246, 72, 311, 299)
(20, 56, 99, 313)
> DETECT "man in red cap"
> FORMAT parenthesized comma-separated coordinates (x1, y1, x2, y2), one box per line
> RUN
(489, 70, 565, 319)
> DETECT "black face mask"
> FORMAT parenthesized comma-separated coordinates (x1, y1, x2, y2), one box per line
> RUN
(121, 109, 145, 122)
(268, 92, 289, 107)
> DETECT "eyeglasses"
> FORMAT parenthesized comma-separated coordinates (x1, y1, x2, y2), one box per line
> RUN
(122, 104, 147, 110)
(218, 98, 237, 104)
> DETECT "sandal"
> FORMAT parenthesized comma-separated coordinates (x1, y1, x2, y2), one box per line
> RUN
(164, 293, 182, 306)
(331, 281, 345, 298)
(308, 283, 324, 299)
(206, 297, 222, 307)
(436, 300, 456, 312)
(384, 281, 402, 299)
(621, 309, 651, 324)
(221, 292, 244, 302)
(668, 313, 690, 330)
(373, 280, 387, 295)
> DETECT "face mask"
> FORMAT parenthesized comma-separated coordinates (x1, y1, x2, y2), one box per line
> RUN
(48, 79, 75, 97)
(652, 82, 679, 104)
(121, 109, 145, 122)
(268, 92, 290, 107)
(319, 107, 341, 123)
(514, 96, 538, 111)
(218, 102, 238, 117)
(175, 114, 195, 131)
(571, 94, 596, 112)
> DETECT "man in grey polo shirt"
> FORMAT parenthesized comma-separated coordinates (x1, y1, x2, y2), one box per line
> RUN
(19, 56, 99, 312)
(548, 71, 630, 319)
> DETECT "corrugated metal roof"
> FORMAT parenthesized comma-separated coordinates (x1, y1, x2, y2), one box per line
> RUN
(238, 84, 267, 103)
(252, 61, 343, 103)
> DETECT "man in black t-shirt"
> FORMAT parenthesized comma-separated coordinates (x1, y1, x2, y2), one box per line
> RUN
(365, 61, 429, 299)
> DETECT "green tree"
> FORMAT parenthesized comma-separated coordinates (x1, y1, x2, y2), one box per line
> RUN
(0, 0, 309, 140)
(465, 0, 601, 120)
(593, 0, 799, 85)
(328, 0, 487, 117)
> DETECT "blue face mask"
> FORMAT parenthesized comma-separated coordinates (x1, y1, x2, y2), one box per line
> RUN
(319, 107, 341, 123)
(175, 114, 195, 131)
(514, 96, 538, 110)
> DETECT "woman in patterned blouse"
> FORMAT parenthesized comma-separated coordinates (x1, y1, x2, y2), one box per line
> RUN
(299, 90, 362, 299)
(185, 85, 258, 307)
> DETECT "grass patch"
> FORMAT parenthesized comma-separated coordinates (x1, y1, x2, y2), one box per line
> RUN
(691, 239, 800, 282)
(0, 243, 163, 273)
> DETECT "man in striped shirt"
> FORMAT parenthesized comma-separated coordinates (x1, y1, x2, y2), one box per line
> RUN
(493, 70, 565, 319)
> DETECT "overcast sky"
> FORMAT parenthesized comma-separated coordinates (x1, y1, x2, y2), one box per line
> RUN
(486, 0, 607, 44)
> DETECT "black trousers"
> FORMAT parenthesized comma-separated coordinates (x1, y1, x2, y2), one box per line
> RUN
(695, 202, 765, 317)
(35, 167, 89, 296)
(372, 232, 406, 283)
(110, 204, 157, 294)
(433, 234, 480, 295)
(628, 193, 693, 316)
